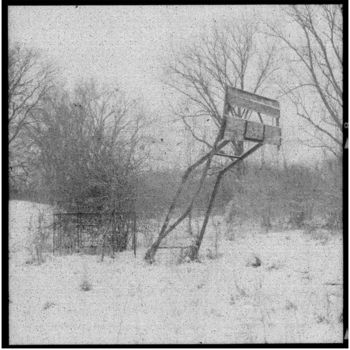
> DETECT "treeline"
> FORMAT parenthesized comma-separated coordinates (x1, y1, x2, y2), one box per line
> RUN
(136, 157, 342, 230)
(9, 42, 342, 231)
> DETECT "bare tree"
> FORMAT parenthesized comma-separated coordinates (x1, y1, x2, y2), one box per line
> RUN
(28, 81, 146, 206)
(26, 81, 147, 254)
(269, 5, 343, 157)
(8, 43, 55, 188)
(9, 44, 55, 145)
(167, 19, 278, 147)
(145, 19, 279, 262)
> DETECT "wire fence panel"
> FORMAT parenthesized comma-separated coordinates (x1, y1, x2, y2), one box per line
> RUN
(53, 211, 136, 255)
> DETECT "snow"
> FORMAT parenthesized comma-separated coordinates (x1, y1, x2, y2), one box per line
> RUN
(9, 200, 343, 344)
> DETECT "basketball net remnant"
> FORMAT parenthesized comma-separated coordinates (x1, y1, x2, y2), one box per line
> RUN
(144, 86, 281, 263)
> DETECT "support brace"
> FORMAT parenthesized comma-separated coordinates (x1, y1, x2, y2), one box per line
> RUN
(189, 143, 263, 260)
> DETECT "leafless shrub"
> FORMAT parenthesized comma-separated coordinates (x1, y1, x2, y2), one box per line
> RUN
(286, 300, 298, 311)
(176, 247, 192, 264)
(205, 248, 216, 260)
(246, 255, 262, 268)
(26, 209, 50, 265)
(137, 219, 158, 248)
(80, 278, 93, 292)
(43, 301, 55, 310)
(211, 217, 221, 259)
(266, 261, 283, 271)
(310, 229, 332, 245)
(234, 280, 248, 299)
(80, 260, 93, 291)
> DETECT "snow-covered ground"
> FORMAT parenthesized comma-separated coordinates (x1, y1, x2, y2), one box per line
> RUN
(9, 200, 343, 344)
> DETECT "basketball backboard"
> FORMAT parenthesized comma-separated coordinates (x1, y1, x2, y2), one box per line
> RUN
(226, 86, 280, 118)
(224, 118, 281, 146)
(224, 86, 281, 146)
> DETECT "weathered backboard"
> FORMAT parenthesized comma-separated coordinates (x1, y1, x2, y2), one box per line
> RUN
(226, 87, 280, 118)
(224, 118, 281, 146)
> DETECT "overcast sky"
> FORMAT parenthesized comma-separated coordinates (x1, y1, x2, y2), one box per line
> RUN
(9, 5, 325, 168)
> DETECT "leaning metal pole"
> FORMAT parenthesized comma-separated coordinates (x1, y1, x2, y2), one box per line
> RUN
(144, 118, 229, 263)
(189, 143, 263, 260)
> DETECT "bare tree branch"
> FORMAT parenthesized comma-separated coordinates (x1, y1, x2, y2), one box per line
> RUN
(268, 5, 343, 156)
